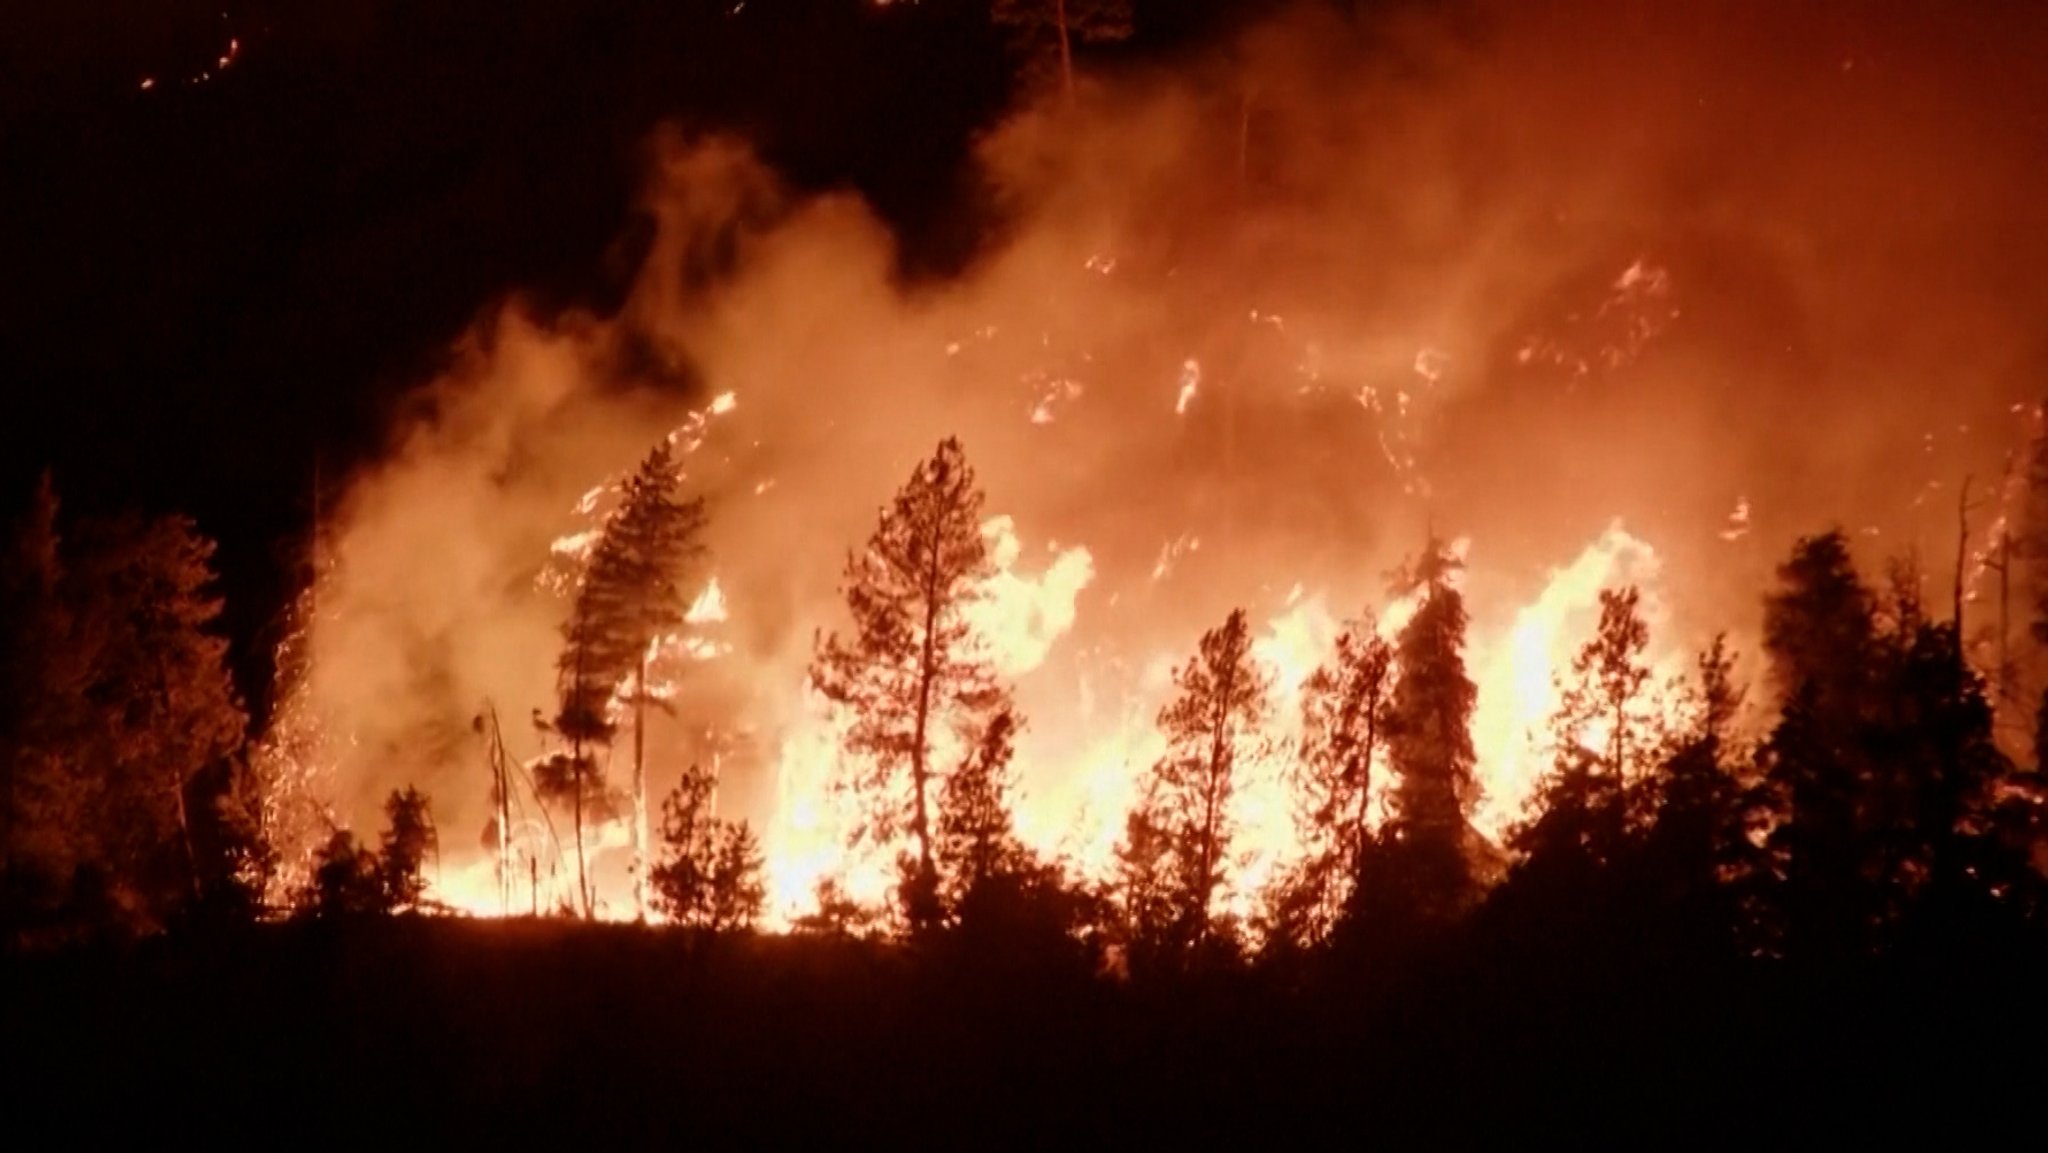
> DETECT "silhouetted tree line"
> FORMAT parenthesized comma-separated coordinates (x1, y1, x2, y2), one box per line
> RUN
(7, 435, 2048, 977)
(0, 475, 259, 943)
(804, 437, 2048, 981)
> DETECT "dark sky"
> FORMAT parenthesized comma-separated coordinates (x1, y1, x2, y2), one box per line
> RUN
(0, 0, 1256, 674)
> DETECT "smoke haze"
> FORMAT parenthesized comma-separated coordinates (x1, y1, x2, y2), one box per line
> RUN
(292, 1, 2048, 893)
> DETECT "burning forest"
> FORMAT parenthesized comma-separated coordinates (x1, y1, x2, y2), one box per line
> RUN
(6, 0, 2048, 1142)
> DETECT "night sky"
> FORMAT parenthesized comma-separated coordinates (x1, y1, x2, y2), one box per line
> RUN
(0, 0, 1123, 676)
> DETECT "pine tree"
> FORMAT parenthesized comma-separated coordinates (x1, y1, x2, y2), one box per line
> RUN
(1118, 608, 1269, 961)
(651, 763, 765, 932)
(554, 439, 709, 919)
(1512, 587, 1659, 874)
(1374, 540, 1482, 927)
(1865, 591, 2030, 919)
(1637, 635, 1750, 950)
(1762, 530, 1873, 725)
(297, 830, 385, 919)
(378, 787, 436, 912)
(812, 437, 1005, 931)
(64, 511, 247, 928)
(935, 706, 1030, 911)
(1285, 612, 1393, 941)
(1750, 532, 1882, 957)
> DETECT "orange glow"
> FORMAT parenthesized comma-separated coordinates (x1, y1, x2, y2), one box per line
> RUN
(265, 2, 2034, 933)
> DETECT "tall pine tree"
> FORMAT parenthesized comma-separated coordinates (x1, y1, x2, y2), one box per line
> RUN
(812, 437, 1005, 930)
(1512, 586, 1659, 876)
(2, 488, 246, 935)
(1283, 611, 1393, 942)
(554, 440, 708, 920)
(1371, 539, 1481, 929)
(1118, 608, 1269, 962)
(1750, 531, 1881, 957)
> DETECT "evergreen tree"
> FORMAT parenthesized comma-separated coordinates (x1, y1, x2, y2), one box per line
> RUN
(935, 706, 1081, 945)
(1283, 612, 1393, 942)
(378, 787, 436, 912)
(1762, 530, 1874, 725)
(188, 753, 276, 923)
(935, 706, 1031, 910)
(1636, 635, 1751, 951)
(1866, 592, 2031, 921)
(1749, 532, 1881, 957)
(296, 830, 385, 919)
(1118, 608, 1269, 962)
(651, 762, 765, 932)
(61, 511, 247, 929)
(1371, 540, 1482, 928)
(812, 437, 1005, 931)
(555, 439, 709, 920)
(1511, 587, 1659, 876)
(1112, 784, 1178, 969)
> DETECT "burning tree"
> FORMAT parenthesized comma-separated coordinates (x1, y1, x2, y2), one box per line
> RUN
(651, 763, 765, 933)
(1117, 608, 1270, 963)
(812, 437, 1007, 931)
(554, 439, 709, 920)
(1362, 540, 1482, 931)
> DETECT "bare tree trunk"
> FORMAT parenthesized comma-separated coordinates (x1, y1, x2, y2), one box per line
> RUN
(1195, 669, 1234, 948)
(910, 544, 944, 901)
(486, 705, 511, 915)
(631, 653, 650, 923)
(572, 737, 590, 919)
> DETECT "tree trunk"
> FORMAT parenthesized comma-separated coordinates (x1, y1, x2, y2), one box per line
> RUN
(569, 612, 592, 919)
(632, 652, 650, 922)
(572, 737, 590, 919)
(1195, 667, 1234, 947)
(1353, 706, 1378, 884)
(910, 544, 944, 900)
(173, 773, 202, 903)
